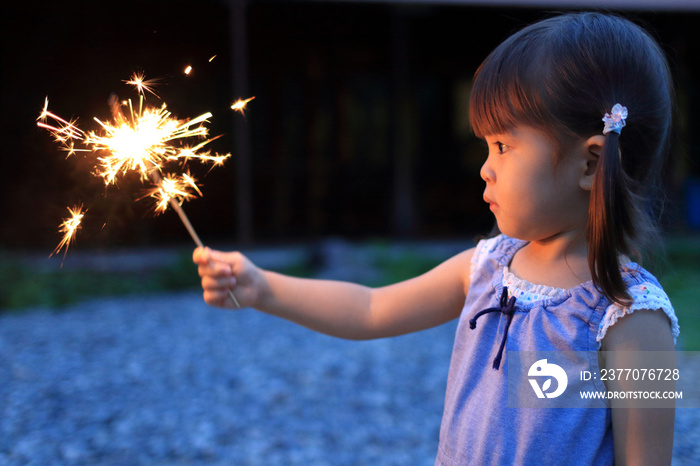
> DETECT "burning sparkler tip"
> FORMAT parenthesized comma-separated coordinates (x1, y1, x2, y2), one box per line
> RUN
(231, 96, 255, 115)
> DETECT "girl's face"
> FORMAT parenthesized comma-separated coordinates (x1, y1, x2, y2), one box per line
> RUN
(480, 125, 590, 243)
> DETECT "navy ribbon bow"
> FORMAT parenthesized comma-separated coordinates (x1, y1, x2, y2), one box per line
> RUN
(469, 287, 517, 370)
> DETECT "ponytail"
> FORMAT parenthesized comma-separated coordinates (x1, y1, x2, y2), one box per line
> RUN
(587, 128, 633, 305)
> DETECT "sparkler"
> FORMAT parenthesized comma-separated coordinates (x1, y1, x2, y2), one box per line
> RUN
(51, 205, 85, 259)
(231, 96, 255, 115)
(123, 72, 160, 98)
(38, 72, 252, 308)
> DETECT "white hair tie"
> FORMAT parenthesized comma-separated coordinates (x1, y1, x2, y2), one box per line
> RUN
(602, 103, 628, 135)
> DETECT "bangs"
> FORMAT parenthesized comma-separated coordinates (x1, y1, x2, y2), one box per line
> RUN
(469, 27, 560, 140)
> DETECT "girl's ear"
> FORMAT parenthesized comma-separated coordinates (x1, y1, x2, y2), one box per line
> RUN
(579, 134, 605, 191)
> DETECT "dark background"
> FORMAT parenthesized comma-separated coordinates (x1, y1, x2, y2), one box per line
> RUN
(2, 0, 700, 252)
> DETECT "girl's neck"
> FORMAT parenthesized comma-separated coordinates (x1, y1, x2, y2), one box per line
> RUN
(509, 231, 592, 290)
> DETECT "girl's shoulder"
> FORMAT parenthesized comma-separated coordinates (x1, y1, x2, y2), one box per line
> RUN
(597, 267, 679, 348)
(470, 234, 525, 278)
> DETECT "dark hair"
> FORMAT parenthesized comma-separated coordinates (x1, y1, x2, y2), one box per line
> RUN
(470, 12, 673, 305)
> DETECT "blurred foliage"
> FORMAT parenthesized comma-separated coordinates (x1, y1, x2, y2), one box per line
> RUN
(0, 250, 315, 312)
(0, 252, 199, 311)
(659, 235, 700, 351)
(366, 241, 442, 287)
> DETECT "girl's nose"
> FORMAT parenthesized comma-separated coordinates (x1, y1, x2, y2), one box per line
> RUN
(480, 157, 495, 183)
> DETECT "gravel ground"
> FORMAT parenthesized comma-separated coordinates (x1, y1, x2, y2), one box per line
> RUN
(0, 292, 457, 465)
(1, 240, 698, 465)
(2, 294, 699, 465)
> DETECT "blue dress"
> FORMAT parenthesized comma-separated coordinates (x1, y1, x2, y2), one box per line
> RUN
(435, 235, 678, 465)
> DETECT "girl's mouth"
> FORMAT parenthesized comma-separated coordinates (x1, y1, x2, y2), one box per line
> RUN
(483, 195, 498, 210)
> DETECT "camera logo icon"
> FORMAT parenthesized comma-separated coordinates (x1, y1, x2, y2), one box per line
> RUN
(528, 359, 568, 399)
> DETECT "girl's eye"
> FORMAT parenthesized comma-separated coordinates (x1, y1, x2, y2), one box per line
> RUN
(496, 142, 509, 154)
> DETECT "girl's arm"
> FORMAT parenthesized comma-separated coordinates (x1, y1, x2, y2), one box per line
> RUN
(193, 247, 474, 340)
(600, 309, 676, 466)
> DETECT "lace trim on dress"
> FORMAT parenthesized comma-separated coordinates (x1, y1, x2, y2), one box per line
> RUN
(502, 266, 568, 302)
(596, 282, 679, 346)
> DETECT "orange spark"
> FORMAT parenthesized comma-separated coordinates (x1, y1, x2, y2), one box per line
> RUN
(124, 72, 160, 97)
(231, 96, 255, 115)
(51, 205, 85, 258)
(149, 173, 200, 213)
(37, 98, 85, 140)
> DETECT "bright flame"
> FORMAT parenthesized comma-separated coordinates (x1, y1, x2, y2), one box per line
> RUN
(51, 205, 85, 258)
(209, 55, 217, 62)
(184, 65, 192, 75)
(231, 96, 255, 115)
(88, 103, 224, 186)
(38, 73, 236, 254)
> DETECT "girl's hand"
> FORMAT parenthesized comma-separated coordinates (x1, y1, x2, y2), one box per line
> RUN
(193, 247, 265, 309)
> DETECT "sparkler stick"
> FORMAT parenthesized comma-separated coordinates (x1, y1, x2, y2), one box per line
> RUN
(147, 167, 241, 309)
(151, 169, 204, 246)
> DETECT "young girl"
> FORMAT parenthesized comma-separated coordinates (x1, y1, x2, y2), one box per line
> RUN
(194, 12, 679, 465)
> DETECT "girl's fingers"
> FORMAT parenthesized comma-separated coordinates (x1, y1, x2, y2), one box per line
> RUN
(194, 248, 243, 277)
(208, 249, 237, 263)
(192, 247, 210, 265)
(203, 289, 232, 308)
(198, 261, 232, 279)
(201, 275, 237, 291)
(194, 247, 253, 309)
(201, 272, 239, 309)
